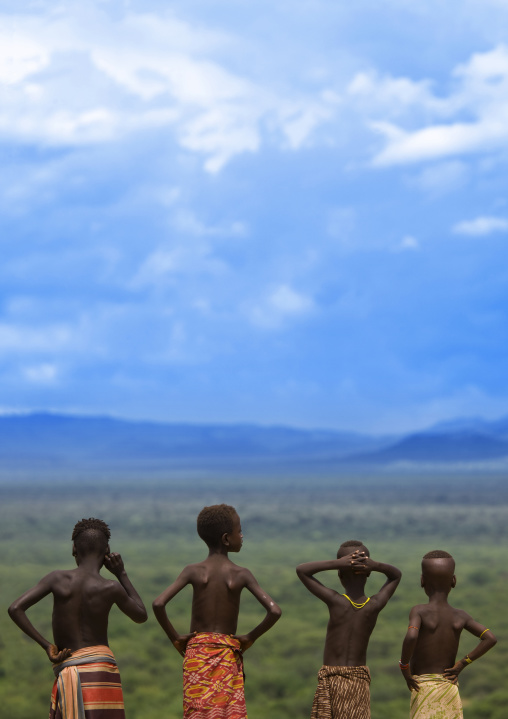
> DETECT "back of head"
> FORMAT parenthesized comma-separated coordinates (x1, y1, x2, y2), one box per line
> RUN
(337, 539, 370, 559)
(72, 518, 111, 557)
(421, 549, 455, 592)
(197, 504, 238, 548)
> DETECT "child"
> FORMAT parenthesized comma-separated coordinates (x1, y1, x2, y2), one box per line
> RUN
(399, 549, 497, 719)
(296, 539, 401, 719)
(8, 517, 147, 719)
(153, 503, 281, 719)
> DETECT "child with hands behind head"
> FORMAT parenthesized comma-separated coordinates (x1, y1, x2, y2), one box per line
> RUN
(153, 504, 281, 719)
(399, 550, 497, 719)
(296, 539, 401, 719)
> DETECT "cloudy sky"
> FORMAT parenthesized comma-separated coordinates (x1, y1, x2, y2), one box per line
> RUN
(1, 0, 508, 433)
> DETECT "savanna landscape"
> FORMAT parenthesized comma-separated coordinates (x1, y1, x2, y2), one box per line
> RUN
(1, 473, 506, 719)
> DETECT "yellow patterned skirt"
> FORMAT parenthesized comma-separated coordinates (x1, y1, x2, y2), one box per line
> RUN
(410, 674, 463, 719)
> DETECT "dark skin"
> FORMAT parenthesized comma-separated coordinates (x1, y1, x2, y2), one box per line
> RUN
(296, 545, 401, 666)
(153, 513, 281, 656)
(400, 557, 497, 691)
(8, 542, 147, 663)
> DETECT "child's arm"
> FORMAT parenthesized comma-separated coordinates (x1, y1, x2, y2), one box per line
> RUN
(296, 551, 366, 604)
(444, 617, 497, 683)
(104, 552, 148, 623)
(399, 608, 422, 692)
(233, 569, 281, 652)
(152, 567, 196, 656)
(8, 572, 72, 664)
(359, 556, 402, 608)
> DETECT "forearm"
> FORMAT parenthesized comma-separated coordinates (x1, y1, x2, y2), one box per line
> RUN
(152, 602, 181, 643)
(400, 630, 418, 665)
(372, 561, 401, 581)
(461, 630, 497, 664)
(244, 603, 282, 644)
(8, 605, 51, 651)
(117, 570, 146, 617)
(296, 560, 341, 577)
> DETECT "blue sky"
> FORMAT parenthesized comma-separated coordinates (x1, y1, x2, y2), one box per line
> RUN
(1, 0, 508, 433)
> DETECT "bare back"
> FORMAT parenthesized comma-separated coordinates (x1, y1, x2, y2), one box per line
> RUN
(324, 593, 384, 666)
(410, 602, 469, 674)
(185, 555, 251, 635)
(50, 568, 121, 650)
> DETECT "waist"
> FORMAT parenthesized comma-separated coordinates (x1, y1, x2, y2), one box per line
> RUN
(53, 645, 116, 676)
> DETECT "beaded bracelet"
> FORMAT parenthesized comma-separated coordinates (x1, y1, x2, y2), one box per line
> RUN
(399, 660, 410, 670)
(463, 655, 473, 665)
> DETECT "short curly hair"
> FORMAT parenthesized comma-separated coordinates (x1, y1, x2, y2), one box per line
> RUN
(72, 518, 111, 554)
(338, 539, 369, 557)
(197, 505, 238, 547)
(423, 550, 453, 559)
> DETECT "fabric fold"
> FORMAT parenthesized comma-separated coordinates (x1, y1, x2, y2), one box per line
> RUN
(50, 645, 125, 719)
(311, 665, 371, 719)
(410, 673, 463, 719)
(183, 632, 247, 719)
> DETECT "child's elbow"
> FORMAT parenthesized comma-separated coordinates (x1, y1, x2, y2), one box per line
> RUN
(270, 603, 282, 621)
(7, 601, 20, 620)
(136, 608, 149, 624)
(152, 597, 165, 615)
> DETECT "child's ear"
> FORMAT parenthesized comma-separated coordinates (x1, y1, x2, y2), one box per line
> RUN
(451, 575, 456, 589)
(72, 542, 77, 558)
(420, 574, 424, 588)
(221, 532, 230, 547)
(105, 544, 111, 556)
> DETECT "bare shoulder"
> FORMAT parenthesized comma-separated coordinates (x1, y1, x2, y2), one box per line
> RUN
(43, 568, 76, 588)
(409, 604, 427, 619)
(453, 607, 471, 624)
(226, 561, 256, 586)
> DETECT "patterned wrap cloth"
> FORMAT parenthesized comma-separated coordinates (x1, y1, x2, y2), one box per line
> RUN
(183, 632, 247, 719)
(410, 674, 463, 719)
(49, 646, 125, 719)
(311, 665, 371, 719)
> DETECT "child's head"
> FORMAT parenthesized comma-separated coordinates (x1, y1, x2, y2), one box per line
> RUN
(197, 504, 242, 551)
(72, 517, 111, 560)
(337, 539, 370, 583)
(337, 539, 370, 560)
(421, 549, 456, 595)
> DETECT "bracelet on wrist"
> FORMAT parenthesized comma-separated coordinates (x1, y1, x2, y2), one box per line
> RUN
(399, 660, 410, 670)
(463, 655, 473, 665)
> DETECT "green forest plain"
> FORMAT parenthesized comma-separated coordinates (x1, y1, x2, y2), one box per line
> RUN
(1, 472, 507, 719)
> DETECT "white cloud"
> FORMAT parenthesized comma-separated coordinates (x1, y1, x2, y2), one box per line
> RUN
(0, 323, 74, 352)
(452, 216, 508, 235)
(248, 284, 314, 329)
(367, 45, 508, 166)
(23, 363, 59, 384)
(398, 235, 420, 251)
(410, 161, 469, 196)
(0, 7, 335, 172)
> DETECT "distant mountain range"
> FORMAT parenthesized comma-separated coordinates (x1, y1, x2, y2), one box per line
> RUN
(0, 412, 507, 479)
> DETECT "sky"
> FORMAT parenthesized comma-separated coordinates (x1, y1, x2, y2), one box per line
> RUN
(1, 0, 508, 433)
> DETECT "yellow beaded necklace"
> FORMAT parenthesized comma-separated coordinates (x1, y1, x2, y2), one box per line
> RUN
(342, 594, 370, 609)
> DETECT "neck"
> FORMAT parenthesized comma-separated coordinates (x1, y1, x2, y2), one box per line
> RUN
(76, 554, 104, 572)
(207, 545, 229, 558)
(428, 590, 450, 604)
(341, 576, 368, 599)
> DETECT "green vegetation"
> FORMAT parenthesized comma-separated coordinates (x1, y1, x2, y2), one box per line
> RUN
(1, 477, 506, 718)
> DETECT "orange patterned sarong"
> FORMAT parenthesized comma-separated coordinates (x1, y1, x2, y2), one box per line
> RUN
(49, 645, 125, 719)
(183, 633, 247, 719)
